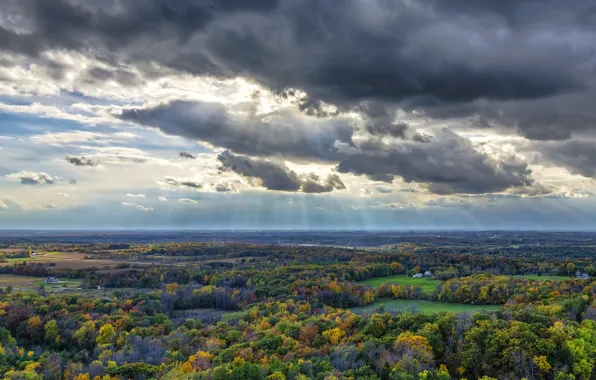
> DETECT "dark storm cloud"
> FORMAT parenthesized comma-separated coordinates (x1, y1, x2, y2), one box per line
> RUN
(217, 151, 345, 193)
(532, 140, 596, 178)
(119, 101, 354, 161)
(2, 0, 589, 110)
(217, 151, 301, 191)
(366, 122, 409, 138)
(179, 152, 196, 159)
(65, 155, 98, 167)
(428, 92, 596, 141)
(0, 0, 279, 57)
(336, 129, 534, 195)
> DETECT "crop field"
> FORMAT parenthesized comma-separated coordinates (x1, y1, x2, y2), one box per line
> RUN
(351, 298, 502, 314)
(358, 274, 443, 293)
(0, 251, 154, 271)
(0, 274, 83, 290)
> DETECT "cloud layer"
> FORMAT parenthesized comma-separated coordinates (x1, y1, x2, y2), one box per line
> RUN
(1, 0, 596, 228)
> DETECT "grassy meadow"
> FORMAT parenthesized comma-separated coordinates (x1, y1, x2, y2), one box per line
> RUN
(351, 298, 501, 314)
(513, 275, 571, 281)
(358, 274, 443, 293)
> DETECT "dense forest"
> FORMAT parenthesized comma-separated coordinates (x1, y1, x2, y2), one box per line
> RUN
(0, 242, 595, 379)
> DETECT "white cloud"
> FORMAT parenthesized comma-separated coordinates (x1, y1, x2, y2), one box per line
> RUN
(159, 196, 168, 202)
(125, 193, 146, 198)
(179, 198, 198, 205)
(6, 171, 55, 185)
(0, 196, 20, 210)
(371, 201, 406, 209)
(122, 202, 153, 211)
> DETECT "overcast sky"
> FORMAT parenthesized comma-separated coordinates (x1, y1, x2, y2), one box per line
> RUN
(1, 0, 596, 229)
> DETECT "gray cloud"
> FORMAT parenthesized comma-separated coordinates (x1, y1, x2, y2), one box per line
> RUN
(4, 0, 593, 138)
(165, 177, 203, 189)
(363, 116, 432, 143)
(63, 150, 153, 166)
(337, 128, 534, 194)
(428, 92, 596, 141)
(532, 139, 596, 178)
(366, 122, 409, 139)
(65, 155, 99, 167)
(179, 152, 196, 159)
(218, 150, 301, 191)
(215, 182, 238, 193)
(301, 173, 347, 194)
(218, 151, 345, 193)
(119, 100, 354, 161)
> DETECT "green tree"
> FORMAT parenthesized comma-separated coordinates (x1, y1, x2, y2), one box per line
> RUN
(96, 324, 116, 345)
(44, 320, 59, 343)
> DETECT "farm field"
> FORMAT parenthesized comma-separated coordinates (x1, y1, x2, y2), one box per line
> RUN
(4, 251, 64, 263)
(0, 274, 83, 290)
(351, 298, 502, 314)
(358, 274, 443, 293)
(0, 251, 154, 271)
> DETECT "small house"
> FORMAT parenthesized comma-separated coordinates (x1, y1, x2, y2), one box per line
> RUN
(424, 271, 433, 277)
(45, 276, 60, 284)
(413, 273, 423, 278)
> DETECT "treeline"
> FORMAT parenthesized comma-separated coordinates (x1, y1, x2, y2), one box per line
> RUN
(0, 263, 88, 279)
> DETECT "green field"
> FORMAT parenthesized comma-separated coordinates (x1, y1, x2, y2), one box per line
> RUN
(351, 298, 502, 314)
(358, 274, 442, 293)
(513, 275, 570, 282)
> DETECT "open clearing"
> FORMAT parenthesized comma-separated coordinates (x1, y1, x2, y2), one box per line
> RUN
(351, 298, 501, 314)
(358, 274, 442, 293)
(513, 275, 570, 281)
(0, 274, 83, 290)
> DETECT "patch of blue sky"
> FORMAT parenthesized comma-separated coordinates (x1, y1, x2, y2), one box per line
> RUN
(0, 112, 85, 136)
